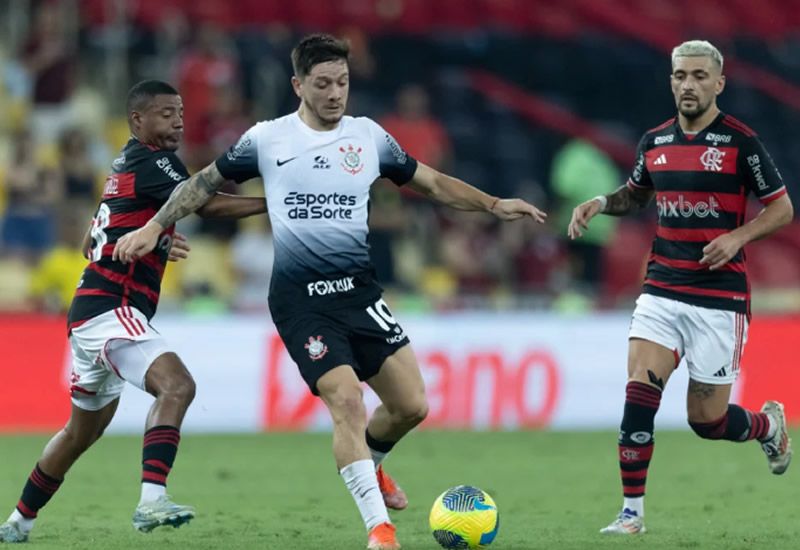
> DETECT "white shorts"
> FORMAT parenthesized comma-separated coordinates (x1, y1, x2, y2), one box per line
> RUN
(69, 307, 172, 411)
(629, 294, 748, 385)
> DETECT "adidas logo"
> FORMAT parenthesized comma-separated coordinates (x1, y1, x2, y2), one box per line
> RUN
(713, 367, 727, 378)
(653, 154, 668, 165)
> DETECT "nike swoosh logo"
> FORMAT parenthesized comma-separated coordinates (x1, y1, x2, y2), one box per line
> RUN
(276, 156, 298, 167)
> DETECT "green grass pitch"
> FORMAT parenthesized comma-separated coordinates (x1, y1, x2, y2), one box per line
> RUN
(1, 431, 797, 549)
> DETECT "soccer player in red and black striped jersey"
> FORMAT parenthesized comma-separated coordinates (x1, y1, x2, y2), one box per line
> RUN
(569, 40, 794, 535)
(0, 80, 267, 543)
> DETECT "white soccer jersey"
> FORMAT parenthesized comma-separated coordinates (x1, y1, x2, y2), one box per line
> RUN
(215, 112, 418, 320)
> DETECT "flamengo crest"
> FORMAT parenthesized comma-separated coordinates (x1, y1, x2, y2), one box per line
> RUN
(304, 335, 328, 361)
(700, 147, 725, 172)
(340, 144, 364, 175)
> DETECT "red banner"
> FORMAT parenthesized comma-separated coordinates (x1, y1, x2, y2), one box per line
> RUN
(0, 315, 71, 432)
(0, 313, 798, 432)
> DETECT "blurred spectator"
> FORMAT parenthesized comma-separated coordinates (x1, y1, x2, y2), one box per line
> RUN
(437, 210, 505, 294)
(379, 84, 452, 170)
(1, 129, 63, 262)
(550, 139, 619, 292)
(175, 23, 239, 168)
(499, 180, 567, 295)
(22, 1, 76, 141)
(28, 210, 88, 312)
(59, 127, 98, 221)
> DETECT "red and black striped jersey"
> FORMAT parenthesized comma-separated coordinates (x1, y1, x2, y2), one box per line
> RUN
(67, 138, 189, 332)
(627, 112, 787, 314)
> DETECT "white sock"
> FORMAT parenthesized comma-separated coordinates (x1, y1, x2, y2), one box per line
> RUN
(623, 497, 644, 517)
(139, 482, 166, 505)
(340, 459, 390, 531)
(369, 448, 389, 469)
(9, 509, 35, 533)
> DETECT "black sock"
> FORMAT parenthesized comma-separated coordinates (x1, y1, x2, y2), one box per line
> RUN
(690, 404, 771, 441)
(618, 382, 662, 500)
(366, 430, 396, 454)
(16, 464, 63, 519)
(142, 426, 181, 486)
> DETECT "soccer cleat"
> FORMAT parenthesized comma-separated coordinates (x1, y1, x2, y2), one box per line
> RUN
(599, 508, 646, 535)
(367, 522, 400, 550)
(376, 466, 407, 511)
(132, 495, 195, 533)
(760, 400, 792, 475)
(0, 521, 29, 543)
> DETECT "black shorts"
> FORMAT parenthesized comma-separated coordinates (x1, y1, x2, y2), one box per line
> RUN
(274, 298, 410, 395)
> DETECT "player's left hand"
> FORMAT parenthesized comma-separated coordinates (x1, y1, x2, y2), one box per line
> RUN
(700, 233, 744, 270)
(168, 232, 190, 262)
(491, 198, 547, 223)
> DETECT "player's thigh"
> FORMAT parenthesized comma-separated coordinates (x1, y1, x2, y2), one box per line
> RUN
(686, 380, 732, 422)
(63, 399, 119, 444)
(104, 336, 178, 393)
(275, 313, 357, 396)
(682, 306, 747, 387)
(365, 344, 427, 416)
(628, 294, 684, 389)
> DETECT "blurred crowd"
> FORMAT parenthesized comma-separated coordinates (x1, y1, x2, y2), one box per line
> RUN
(1, 1, 799, 316)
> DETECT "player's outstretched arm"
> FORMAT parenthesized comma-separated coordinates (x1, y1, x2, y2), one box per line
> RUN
(196, 193, 267, 219)
(406, 162, 546, 222)
(568, 184, 654, 240)
(701, 193, 794, 270)
(113, 162, 226, 263)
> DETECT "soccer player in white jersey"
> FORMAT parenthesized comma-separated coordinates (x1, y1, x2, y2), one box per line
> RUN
(114, 34, 546, 550)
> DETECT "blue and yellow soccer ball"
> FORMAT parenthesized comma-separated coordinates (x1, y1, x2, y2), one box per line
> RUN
(429, 485, 499, 549)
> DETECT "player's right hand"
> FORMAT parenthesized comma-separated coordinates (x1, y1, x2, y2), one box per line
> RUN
(113, 221, 163, 263)
(567, 198, 603, 240)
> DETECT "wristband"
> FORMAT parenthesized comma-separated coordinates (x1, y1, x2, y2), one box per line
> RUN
(592, 195, 608, 213)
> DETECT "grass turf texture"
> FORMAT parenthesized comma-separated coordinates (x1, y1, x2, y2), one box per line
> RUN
(1, 431, 797, 549)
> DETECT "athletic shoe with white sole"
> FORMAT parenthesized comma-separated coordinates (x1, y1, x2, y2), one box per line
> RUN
(599, 508, 646, 535)
(132, 495, 195, 533)
(0, 521, 28, 543)
(760, 400, 792, 475)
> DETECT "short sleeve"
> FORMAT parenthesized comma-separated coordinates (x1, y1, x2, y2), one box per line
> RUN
(215, 125, 261, 183)
(366, 119, 418, 186)
(136, 152, 190, 203)
(626, 134, 653, 191)
(739, 136, 786, 204)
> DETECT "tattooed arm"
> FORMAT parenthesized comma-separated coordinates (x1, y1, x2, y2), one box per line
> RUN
(567, 185, 654, 239)
(113, 162, 226, 263)
(154, 163, 227, 228)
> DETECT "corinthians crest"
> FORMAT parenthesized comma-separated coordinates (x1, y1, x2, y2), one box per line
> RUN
(700, 147, 725, 172)
(304, 335, 328, 361)
(339, 144, 364, 175)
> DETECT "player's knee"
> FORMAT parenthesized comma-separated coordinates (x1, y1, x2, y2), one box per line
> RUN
(688, 419, 724, 440)
(395, 397, 428, 427)
(324, 385, 366, 426)
(159, 373, 196, 407)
